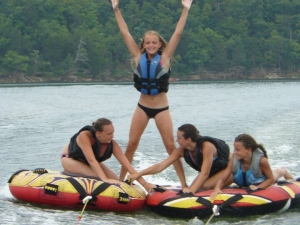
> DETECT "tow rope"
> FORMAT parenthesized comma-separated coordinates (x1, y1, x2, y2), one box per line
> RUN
(203, 194, 243, 225)
(75, 196, 93, 225)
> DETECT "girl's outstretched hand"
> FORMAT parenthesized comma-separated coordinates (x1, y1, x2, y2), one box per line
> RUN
(111, 0, 119, 11)
(143, 182, 157, 192)
(182, 0, 193, 10)
(126, 174, 156, 192)
(127, 173, 140, 185)
(182, 187, 192, 194)
(249, 184, 258, 190)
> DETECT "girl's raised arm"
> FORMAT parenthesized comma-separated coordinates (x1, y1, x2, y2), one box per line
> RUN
(111, 0, 141, 60)
(163, 0, 193, 60)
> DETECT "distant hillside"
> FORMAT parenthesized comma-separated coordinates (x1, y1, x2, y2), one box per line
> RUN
(1, 0, 300, 82)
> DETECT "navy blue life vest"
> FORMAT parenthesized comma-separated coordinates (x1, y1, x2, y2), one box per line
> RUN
(133, 53, 170, 95)
(68, 125, 113, 165)
(183, 136, 230, 176)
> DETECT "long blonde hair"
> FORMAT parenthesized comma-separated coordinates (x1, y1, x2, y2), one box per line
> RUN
(131, 30, 168, 69)
(139, 30, 168, 54)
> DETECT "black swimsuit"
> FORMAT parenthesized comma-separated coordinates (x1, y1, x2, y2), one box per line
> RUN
(138, 103, 169, 118)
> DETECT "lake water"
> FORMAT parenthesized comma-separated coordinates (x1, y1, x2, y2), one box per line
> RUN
(0, 80, 299, 225)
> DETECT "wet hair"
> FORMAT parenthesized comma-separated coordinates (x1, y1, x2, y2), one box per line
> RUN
(178, 124, 201, 142)
(92, 118, 112, 132)
(234, 134, 268, 158)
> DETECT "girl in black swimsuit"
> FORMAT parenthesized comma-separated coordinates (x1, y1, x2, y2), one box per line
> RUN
(111, 0, 193, 189)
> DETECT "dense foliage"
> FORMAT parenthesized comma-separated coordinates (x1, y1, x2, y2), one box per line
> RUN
(1, 0, 300, 80)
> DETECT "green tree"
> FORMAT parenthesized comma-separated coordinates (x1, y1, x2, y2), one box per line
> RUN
(264, 31, 289, 72)
(2, 50, 29, 74)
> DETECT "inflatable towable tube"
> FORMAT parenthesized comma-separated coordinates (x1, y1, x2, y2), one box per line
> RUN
(8, 168, 146, 212)
(146, 179, 300, 219)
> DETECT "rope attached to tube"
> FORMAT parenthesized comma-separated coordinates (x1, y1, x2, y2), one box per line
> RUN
(75, 196, 93, 225)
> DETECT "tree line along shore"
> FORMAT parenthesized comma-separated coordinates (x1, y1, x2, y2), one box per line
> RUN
(1, 0, 300, 83)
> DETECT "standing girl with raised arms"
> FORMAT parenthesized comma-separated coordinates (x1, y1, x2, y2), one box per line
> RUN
(111, 0, 193, 188)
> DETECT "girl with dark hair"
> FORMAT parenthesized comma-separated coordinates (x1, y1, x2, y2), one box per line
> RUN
(210, 134, 294, 199)
(127, 124, 230, 193)
(60, 118, 155, 191)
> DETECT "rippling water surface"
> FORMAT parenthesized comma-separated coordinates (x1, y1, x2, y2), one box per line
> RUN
(0, 80, 299, 224)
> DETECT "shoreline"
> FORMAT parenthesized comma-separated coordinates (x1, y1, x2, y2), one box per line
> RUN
(1, 78, 299, 88)
(0, 72, 299, 85)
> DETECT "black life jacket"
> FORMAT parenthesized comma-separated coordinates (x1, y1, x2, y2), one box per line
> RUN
(68, 125, 113, 164)
(133, 53, 170, 95)
(183, 136, 230, 176)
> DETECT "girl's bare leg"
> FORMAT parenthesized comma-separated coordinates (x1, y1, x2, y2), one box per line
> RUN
(119, 106, 149, 181)
(155, 110, 187, 187)
(273, 166, 294, 182)
(61, 145, 117, 179)
(197, 171, 233, 190)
